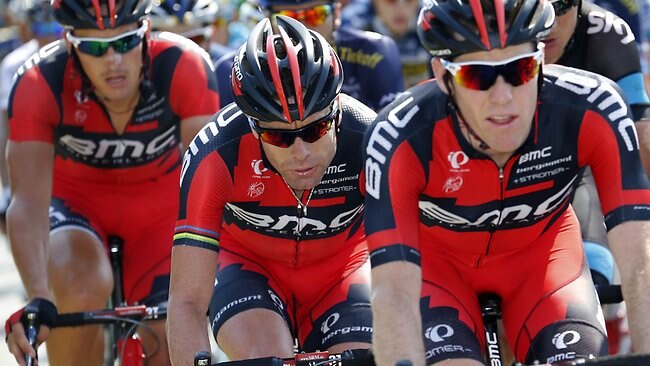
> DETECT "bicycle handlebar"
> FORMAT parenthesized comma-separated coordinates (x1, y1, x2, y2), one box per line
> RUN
(23, 306, 39, 366)
(51, 304, 167, 328)
(194, 349, 375, 366)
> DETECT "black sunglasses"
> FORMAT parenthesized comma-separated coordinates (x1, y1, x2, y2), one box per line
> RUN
(551, 0, 580, 16)
(249, 108, 339, 148)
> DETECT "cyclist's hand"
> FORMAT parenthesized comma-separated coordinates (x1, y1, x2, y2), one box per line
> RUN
(4, 298, 56, 365)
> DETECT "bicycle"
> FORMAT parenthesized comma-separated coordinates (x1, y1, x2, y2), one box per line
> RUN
(480, 285, 650, 366)
(22, 236, 168, 366)
(192, 348, 377, 366)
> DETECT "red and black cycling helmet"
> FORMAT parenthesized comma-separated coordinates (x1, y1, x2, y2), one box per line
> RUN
(417, 0, 555, 58)
(51, 0, 152, 30)
(231, 15, 343, 123)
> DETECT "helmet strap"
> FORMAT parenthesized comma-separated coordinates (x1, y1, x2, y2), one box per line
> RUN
(444, 73, 490, 151)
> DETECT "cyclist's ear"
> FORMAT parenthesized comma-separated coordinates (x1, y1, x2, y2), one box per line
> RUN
(431, 58, 449, 94)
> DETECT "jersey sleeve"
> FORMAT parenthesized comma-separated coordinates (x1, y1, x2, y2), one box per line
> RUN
(7, 65, 59, 143)
(363, 99, 426, 267)
(576, 77, 650, 230)
(169, 46, 220, 119)
(174, 122, 232, 252)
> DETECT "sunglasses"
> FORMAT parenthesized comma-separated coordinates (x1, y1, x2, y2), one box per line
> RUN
(441, 46, 543, 91)
(249, 106, 339, 148)
(66, 21, 148, 57)
(273, 4, 333, 27)
(551, 0, 579, 16)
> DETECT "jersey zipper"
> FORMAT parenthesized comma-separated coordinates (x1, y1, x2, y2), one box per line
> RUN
(482, 166, 505, 261)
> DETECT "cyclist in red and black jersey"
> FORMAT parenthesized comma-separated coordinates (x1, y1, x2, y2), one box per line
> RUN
(167, 16, 375, 365)
(3, 0, 219, 364)
(364, 0, 650, 365)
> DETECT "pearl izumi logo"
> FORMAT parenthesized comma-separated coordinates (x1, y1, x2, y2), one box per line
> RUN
(552, 330, 581, 349)
(321, 313, 340, 333)
(447, 151, 469, 170)
(251, 160, 268, 176)
(425, 324, 454, 342)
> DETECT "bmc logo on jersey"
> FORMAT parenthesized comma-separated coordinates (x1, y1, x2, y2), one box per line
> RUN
(425, 324, 454, 343)
(366, 97, 420, 199)
(555, 72, 638, 152)
(16, 42, 62, 78)
(226, 203, 362, 233)
(519, 146, 552, 164)
(59, 125, 177, 162)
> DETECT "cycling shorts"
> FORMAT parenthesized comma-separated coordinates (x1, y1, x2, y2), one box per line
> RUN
(208, 240, 372, 352)
(418, 208, 607, 364)
(49, 168, 180, 305)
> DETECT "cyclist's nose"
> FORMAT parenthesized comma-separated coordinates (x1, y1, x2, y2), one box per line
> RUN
(104, 47, 123, 67)
(488, 76, 514, 104)
(290, 137, 311, 160)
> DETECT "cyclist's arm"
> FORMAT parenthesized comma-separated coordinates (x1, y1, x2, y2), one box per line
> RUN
(168, 123, 232, 364)
(607, 221, 650, 352)
(364, 107, 427, 366)
(6, 141, 54, 300)
(167, 245, 218, 366)
(371, 261, 425, 366)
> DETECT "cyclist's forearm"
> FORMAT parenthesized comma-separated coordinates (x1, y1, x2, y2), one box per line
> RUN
(608, 221, 650, 352)
(7, 201, 52, 300)
(167, 299, 212, 366)
(371, 262, 425, 366)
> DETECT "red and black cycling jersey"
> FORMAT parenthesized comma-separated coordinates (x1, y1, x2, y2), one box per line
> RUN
(8, 33, 219, 184)
(174, 95, 375, 266)
(363, 64, 650, 266)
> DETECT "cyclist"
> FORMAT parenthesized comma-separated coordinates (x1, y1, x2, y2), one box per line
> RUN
(214, 0, 404, 111)
(543, 0, 650, 351)
(364, 0, 650, 364)
(0, 0, 63, 222)
(3, 0, 219, 364)
(149, 0, 221, 58)
(367, 0, 432, 88)
(167, 15, 374, 365)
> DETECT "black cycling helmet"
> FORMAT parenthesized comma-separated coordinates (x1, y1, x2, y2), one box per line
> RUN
(232, 15, 343, 123)
(52, 0, 152, 30)
(417, 0, 555, 58)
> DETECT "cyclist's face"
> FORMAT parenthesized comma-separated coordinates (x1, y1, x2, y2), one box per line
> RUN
(256, 105, 338, 191)
(542, 6, 578, 64)
(432, 43, 539, 161)
(72, 23, 144, 103)
(372, 0, 419, 37)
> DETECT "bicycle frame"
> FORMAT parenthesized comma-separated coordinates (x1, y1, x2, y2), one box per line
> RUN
(479, 285, 623, 366)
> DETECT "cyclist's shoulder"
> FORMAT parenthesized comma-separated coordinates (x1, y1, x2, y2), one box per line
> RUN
(11, 40, 69, 91)
(375, 80, 446, 122)
(187, 103, 250, 155)
(542, 64, 628, 119)
(579, 2, 636, 46)
(340, 93, 377, 132)
(214, 49, 236, 78)
(366, 81, 446, 148)
(149, 32, 213, 67)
